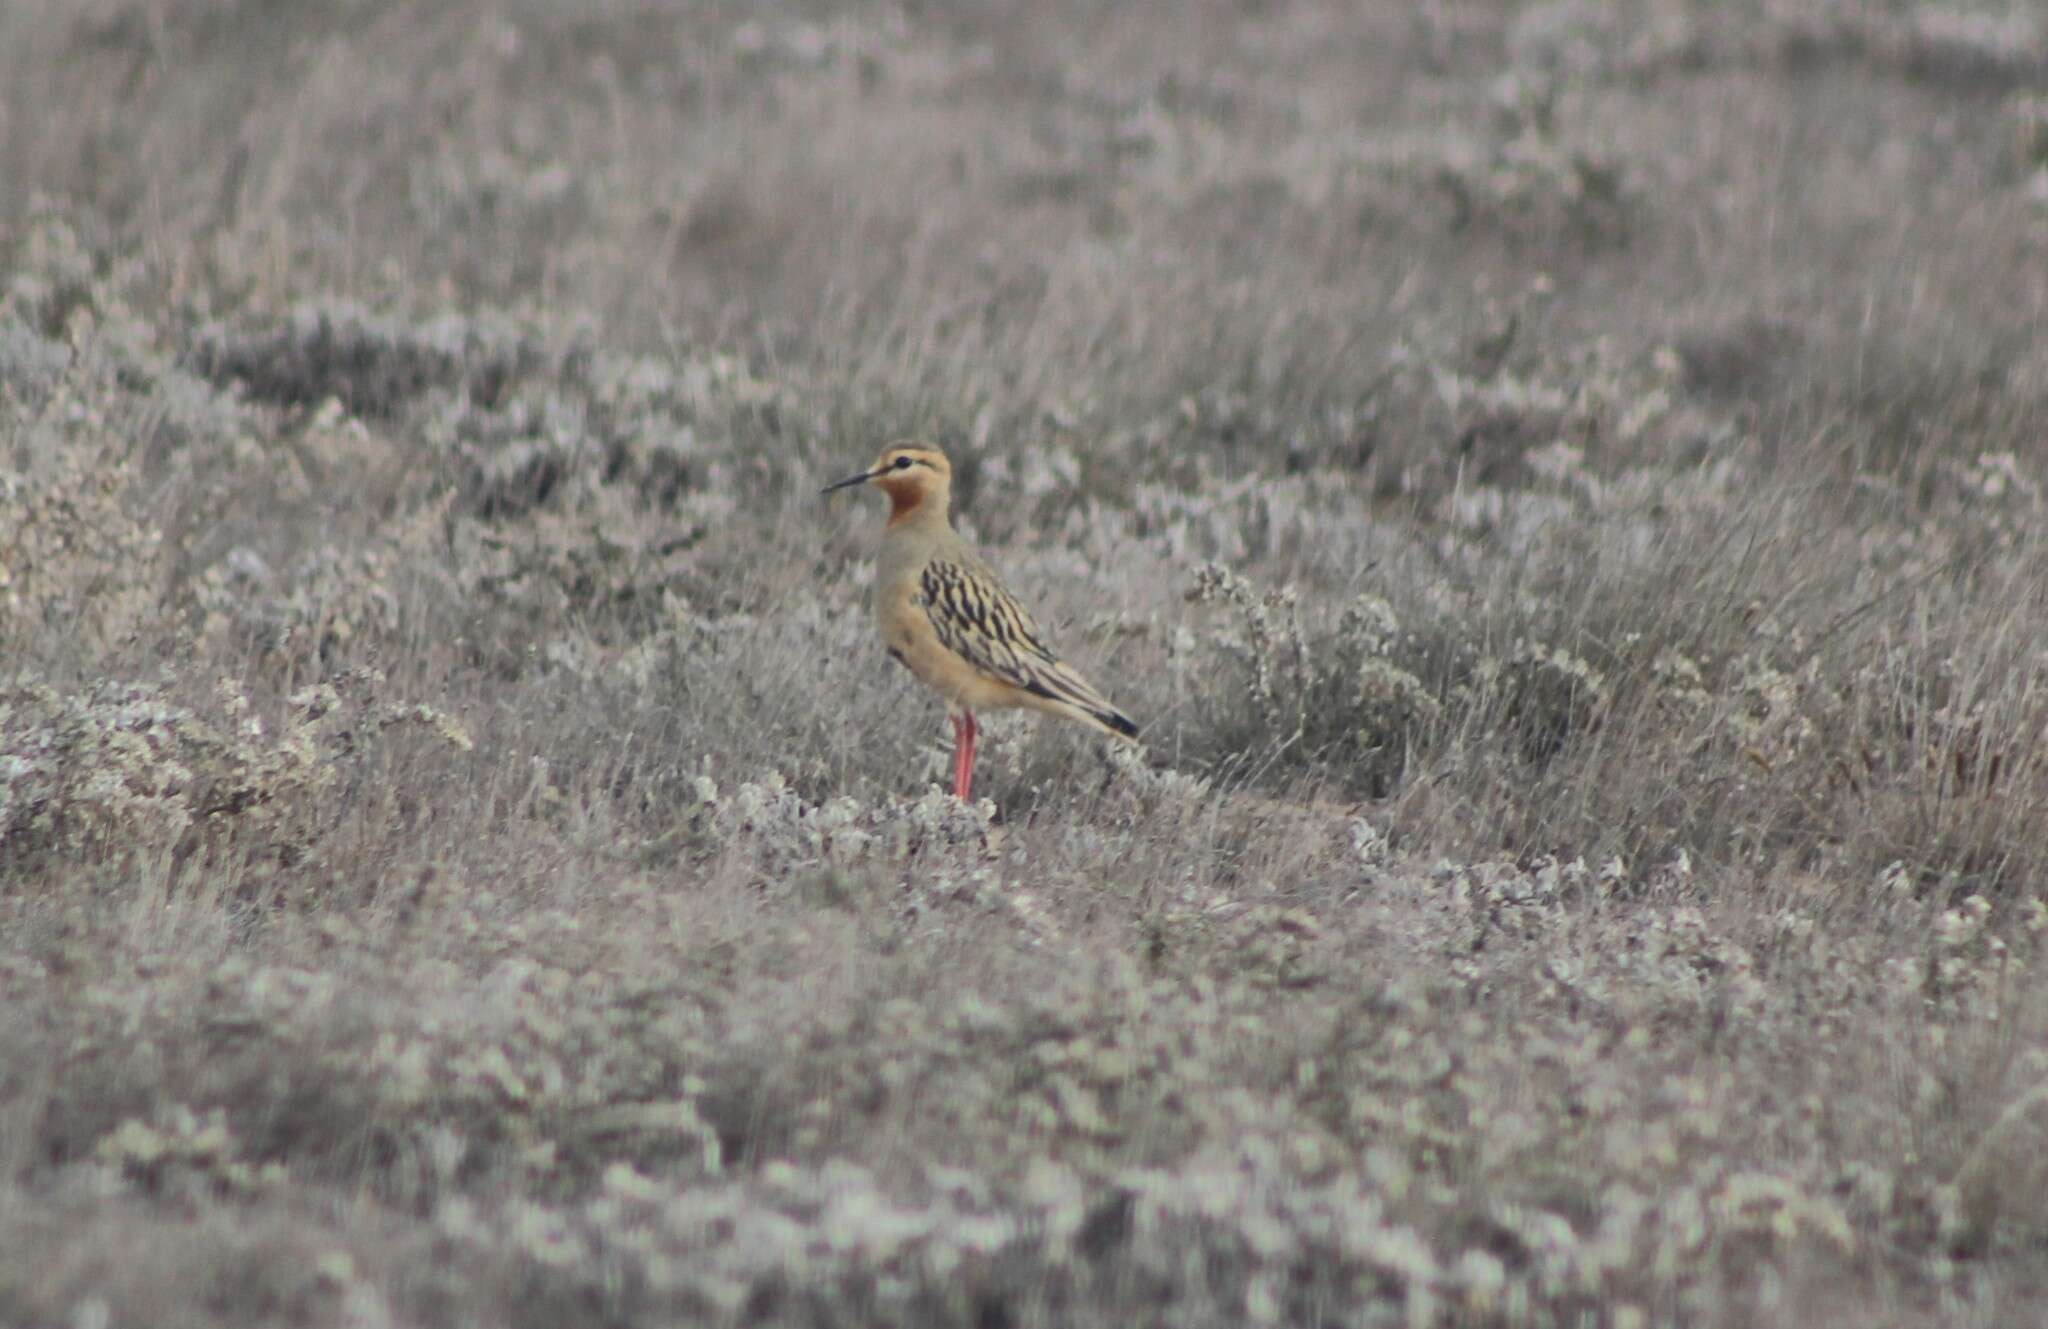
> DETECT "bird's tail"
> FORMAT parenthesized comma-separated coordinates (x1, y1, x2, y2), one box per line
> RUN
(1033, 661, 1141, 743)
(1084, 701, 1140, 742)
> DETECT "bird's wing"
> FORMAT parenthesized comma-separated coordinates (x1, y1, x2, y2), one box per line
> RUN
(917, 558, 1138, 739)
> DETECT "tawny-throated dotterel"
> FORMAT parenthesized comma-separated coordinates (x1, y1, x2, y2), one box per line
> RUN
(823, 443, 1139, 800)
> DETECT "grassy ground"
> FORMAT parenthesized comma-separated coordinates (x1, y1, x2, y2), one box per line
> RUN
(5, 0, 2048, 1324)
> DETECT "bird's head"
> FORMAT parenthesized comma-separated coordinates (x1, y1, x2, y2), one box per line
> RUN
(822, 443, 953, 525)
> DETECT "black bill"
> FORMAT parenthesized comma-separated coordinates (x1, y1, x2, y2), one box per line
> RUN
(821, 467, 881, 495)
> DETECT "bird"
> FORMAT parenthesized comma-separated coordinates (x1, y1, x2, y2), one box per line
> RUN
(823, 442, 1139, 801)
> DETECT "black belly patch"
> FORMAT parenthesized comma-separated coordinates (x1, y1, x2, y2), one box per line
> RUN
(887, 646, 909, 670)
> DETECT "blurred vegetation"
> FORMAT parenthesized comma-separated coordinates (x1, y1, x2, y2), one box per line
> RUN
(5, 0, 2048, 1325)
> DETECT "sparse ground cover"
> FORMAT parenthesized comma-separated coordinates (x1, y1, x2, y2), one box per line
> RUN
(4, 1, 2048, 1324)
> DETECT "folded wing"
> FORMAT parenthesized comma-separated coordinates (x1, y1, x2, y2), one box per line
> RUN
(918, 559, 1139, 740)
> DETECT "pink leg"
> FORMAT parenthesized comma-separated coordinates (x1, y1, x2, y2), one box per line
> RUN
(951, 711, 979, 801)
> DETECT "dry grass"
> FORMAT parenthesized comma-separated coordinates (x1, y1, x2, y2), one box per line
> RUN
(5, 0, 2048, 1324)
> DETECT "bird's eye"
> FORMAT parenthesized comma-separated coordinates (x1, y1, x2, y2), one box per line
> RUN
(893, 456, 914, 470)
